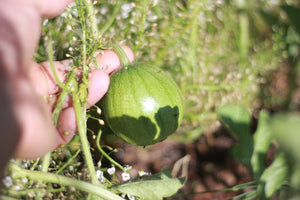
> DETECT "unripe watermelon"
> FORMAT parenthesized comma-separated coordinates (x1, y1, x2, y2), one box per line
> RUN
(103, 63, 183, 146)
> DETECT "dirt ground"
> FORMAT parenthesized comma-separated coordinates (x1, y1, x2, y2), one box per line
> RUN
(108, 127, 254, 200)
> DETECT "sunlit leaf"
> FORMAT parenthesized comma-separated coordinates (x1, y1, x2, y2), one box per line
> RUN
(270, 113, 300, 188)
(111, 170, 185, 200)
(217, 105, 253, 169)
(257, 152, 288, 199)
(270, 113, 300, 162)
(251, 111, 272, 180)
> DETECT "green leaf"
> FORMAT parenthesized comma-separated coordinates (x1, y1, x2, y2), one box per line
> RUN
(217, 105, 253, 169)
(251, 111, 273, 180)
(269, 113, 300, 188)
(111, 170, 185, 200)
(257, 152, 288, 199)
(281, 5, 300, 36)
(258, 9, 280, 29)
(270, 113, 300, 162)
(217, 105, 251, 136)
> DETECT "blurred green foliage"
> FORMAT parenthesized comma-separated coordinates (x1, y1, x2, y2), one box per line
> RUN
(217, 105, 299, 199)
(26, 0, 300, 199)
(36, 0, 295, 142)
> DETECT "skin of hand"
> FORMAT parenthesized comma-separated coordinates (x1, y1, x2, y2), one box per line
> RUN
(0, 0, 134, 175)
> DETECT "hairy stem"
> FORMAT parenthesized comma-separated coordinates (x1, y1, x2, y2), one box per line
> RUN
(96, 130, 124, 171)
(83, 0, 99, 40)
(70, 78, 100, 186)
(10, 163, 123, 200)
(111, 44, 131, 67)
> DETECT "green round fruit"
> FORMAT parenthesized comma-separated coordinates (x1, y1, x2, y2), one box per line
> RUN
(103, 63, 183, 146)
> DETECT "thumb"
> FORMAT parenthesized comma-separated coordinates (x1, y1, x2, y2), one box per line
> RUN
(40, 0, 74, 18)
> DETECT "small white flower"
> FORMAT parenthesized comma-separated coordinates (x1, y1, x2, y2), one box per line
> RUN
(152, 0, 159, 6)
(22, 162, 29, 169)
(100, 7, 107, 15)
(127, 194, 135, 200)
(138, 170, 151, 177)
(121, 172, 130, 181)
(98, 119, 105, 125)
(2, 176, 13, 188)
(13, 185, 21, 191)
(42, 19, 49, 26)
(121, 3, 133, 18)
(22, 178, 28, 184)
(124, 165, 132, 172)
(96, 107, 102, 115)
(68, 166, 74, 171)
(96, 170, 104, 182)
(107, 167, 115, 175)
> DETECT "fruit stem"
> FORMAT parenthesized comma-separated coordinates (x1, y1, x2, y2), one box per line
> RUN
(96, 129, 125, 171)
(111, 44, 131, 68)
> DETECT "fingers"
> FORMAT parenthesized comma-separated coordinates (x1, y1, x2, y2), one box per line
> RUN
(30, 46, 134, 146)
(56, 70, 110, 145)
(32, 46, 134, 106)
(40, 0, 74, 18)
(11, 76, 57, 159)
(96, 46, 134, 75)
(86, 69, 110, 107)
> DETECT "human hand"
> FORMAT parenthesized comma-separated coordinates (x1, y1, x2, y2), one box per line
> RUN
(0, 0, 133, 169)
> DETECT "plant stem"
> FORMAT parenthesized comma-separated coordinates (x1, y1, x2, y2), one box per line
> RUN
(0, 195, 18, 200)
(83, 0, 99, 40)
(96, 130, 124, 171)
(78, 0, 88, 74)
(190, 2, 201, 84)
(236, 0, 249, 61)
(76, 0, 101, 187)
(40, 38, 75, 183)
(48, 39, 64, 89)
(70, 78, 100, 186)
(10, 163, 124, 200)
(41, 71, 77, 173)
(136, 0, 147, 50)
(52, 71, 77, 122)
(111, 44, 131, 67)
(239, 12, 249, 61)
(55, 149, 81, 174)
(99, 1, 123, 37)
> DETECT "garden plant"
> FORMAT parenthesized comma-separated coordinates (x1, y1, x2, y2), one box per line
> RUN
(2, 0, 300, 200)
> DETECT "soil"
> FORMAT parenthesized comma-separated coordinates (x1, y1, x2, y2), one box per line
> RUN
(108, 127, 255, 200)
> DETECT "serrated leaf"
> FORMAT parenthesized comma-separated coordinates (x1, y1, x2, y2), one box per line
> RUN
(111, 170, 185, 200)
(257, 152, 288, 199)
(251, 111, 273, 180)
(217, 105, 253, 168)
